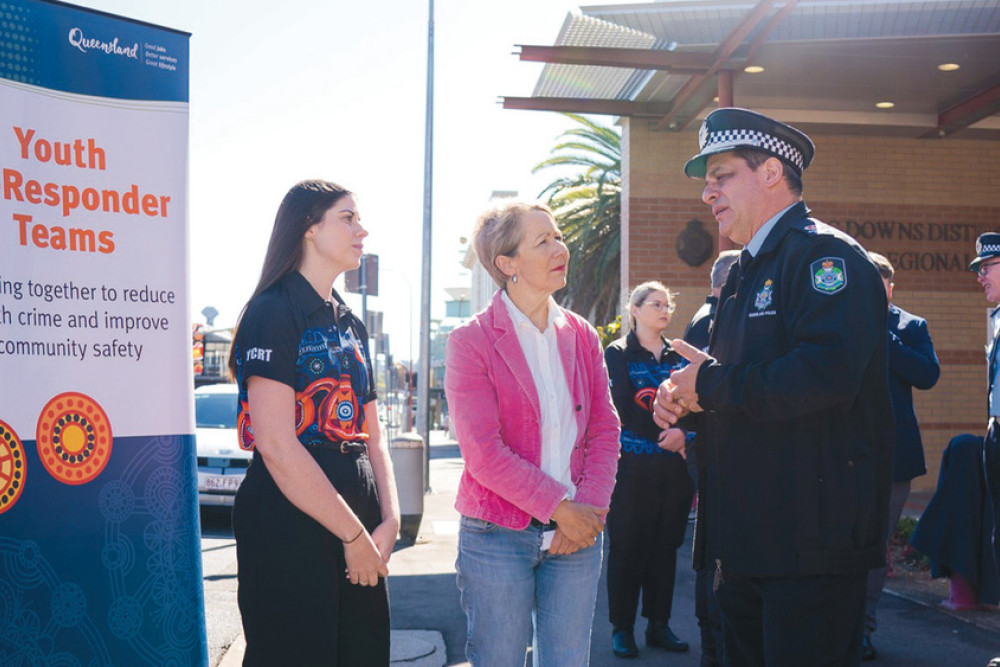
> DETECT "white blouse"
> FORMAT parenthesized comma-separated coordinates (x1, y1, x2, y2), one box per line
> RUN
(500, 291, 578, 497)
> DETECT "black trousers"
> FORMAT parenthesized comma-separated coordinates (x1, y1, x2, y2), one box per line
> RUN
(695, 567, 724, 666)
(910, 432, 1000, 604)
(606, 450, 694, 629)
(987, 420, 1000, 547)
(716, 571, 866, 667)
(233, 448, 389, 666)
(987, 421, 1000, 594)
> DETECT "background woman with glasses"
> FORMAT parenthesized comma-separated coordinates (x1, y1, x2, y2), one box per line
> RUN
(604, 281, 695, 658)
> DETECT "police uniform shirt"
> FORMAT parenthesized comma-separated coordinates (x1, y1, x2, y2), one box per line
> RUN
(233, 271, 377, 450)
(990, 306, 1000, 417)
(744, 203, 795, 257)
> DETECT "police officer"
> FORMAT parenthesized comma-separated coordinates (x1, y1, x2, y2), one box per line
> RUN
(653, 107, 893, 666)
(683, 249, 741, 353)
(973, 234, 1000, 592)
(912, 234, 1000, 623)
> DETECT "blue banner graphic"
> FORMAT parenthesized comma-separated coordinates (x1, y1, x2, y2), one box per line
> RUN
(0, 0, 189, 101)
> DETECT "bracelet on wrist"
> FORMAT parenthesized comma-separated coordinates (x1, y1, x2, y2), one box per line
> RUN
(342, 526, 365, 544)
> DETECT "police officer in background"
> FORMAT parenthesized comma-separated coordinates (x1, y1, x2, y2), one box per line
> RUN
(684, 250, 741, 352)
(654, 107, 893, 666)
(682, 249, 739, 667)
(862, 252, 939, 661)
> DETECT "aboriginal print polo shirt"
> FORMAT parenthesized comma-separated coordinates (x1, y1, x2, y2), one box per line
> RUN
(234, 271, 376, 450)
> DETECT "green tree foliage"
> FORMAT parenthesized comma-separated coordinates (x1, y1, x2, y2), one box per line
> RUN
(596, 315, 622, 349)
(533, 114, 621, 324)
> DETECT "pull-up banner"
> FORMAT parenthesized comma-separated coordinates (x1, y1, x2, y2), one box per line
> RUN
(0, 2, 205, 664)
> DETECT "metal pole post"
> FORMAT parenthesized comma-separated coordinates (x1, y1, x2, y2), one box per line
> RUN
(360, 254, 369, 331)
(418, 0, 434, 492)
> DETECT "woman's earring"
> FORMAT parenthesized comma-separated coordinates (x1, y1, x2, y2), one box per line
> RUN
(511, 274, 518, 284)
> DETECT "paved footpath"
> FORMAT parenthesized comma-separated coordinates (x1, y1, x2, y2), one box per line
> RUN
(211, 431, 1000, 666)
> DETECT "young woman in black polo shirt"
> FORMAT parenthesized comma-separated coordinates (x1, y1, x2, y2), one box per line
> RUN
(228, 180, 399, 665)
(604, 281, 694, 659)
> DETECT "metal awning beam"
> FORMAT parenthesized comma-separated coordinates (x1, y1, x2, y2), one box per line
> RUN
(652, 0, 792, 131)
(515, 45, 720, 73)
(931, 82, 1000, 137)
(502, 96, 674, 117)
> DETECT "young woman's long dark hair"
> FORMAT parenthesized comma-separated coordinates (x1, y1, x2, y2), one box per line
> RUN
(227, 180, 352, 378)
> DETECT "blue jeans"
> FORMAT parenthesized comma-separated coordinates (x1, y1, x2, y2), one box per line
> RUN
(456, 516, 603, 666)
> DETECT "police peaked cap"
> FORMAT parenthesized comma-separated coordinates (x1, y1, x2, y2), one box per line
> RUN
(684, 107, 815, 180)
(970, 232, 1000, 272)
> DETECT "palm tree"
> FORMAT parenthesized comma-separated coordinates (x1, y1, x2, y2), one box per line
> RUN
(533, 113, 621, 325)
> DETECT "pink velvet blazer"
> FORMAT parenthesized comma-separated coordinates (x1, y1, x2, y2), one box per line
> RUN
(444, 290, 621, 530)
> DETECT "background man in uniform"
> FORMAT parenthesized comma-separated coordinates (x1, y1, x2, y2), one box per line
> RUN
(912, 234, 1000, 617)
(862, 252, 940, 661)
(653, 107, 893, 666)
(684, 249, 741, 352)
(975, 234, 1000, 616)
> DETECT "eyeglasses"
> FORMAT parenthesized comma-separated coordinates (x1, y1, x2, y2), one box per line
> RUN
(978, 261, 1000, 277)
(643, 300, 676, 313)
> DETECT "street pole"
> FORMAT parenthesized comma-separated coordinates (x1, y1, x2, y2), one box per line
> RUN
(382, 268, 415, 433)
(359, 254, 368, 334)
(418, 0, 434, 492)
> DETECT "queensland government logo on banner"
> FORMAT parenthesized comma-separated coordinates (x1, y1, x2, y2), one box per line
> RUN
(68, 27, 138, 60)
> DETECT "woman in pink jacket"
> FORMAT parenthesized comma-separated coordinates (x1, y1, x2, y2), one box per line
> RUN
(444, 201, 621, 666)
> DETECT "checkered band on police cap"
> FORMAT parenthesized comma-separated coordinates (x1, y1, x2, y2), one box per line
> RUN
(977, 236, 1000, 256)
(970, 232, 1000, 271)
(684, 107, 815, 180)
(699, 128, 805, 173)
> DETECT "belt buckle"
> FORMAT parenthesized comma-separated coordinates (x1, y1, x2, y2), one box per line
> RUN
(339, 441, 364, 454)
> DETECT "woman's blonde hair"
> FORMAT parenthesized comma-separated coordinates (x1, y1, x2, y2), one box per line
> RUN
(627, 281, 675, 331)
(472, 201, 554, 287)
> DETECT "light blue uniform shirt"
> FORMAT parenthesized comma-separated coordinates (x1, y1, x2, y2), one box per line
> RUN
(990, 306, 1000, 417)
(744, 202, 797, 257)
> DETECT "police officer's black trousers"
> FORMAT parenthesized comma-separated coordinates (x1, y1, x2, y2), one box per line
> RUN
(716, 571, 866, 667)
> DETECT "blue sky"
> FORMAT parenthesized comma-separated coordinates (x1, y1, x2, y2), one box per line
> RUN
(68, 0, 637, 362)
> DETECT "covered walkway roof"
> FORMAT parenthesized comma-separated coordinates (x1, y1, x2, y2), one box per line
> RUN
(503, 0, 1000, 140)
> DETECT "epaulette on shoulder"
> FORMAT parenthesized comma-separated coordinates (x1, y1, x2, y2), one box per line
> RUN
(791, 217, 833, 236)
(793, 217, 866, 256)
(792, 217, 853, 242)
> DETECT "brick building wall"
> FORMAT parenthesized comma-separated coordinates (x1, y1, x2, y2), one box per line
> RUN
(621, 118, 1000, 492)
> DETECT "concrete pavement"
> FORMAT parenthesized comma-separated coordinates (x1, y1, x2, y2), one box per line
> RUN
(214, 431, 1000, 666)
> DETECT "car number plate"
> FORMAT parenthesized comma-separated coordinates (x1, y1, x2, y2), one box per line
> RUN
(204, 475, 241, 492)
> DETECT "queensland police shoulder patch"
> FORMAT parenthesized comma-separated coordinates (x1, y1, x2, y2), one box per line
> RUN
(811, 257, 847, 294)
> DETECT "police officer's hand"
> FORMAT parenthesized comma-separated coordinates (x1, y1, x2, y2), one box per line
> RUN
(344, 531, 389, 586)
(666, 339, 712, 413)
(654, 381, 687, 428)
(657, 428, 687, 456)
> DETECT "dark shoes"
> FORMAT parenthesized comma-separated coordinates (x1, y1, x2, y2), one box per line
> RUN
(861, 634, 877, 661)
(612, 629, 639, 658)
(646, 622, 689, 652)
